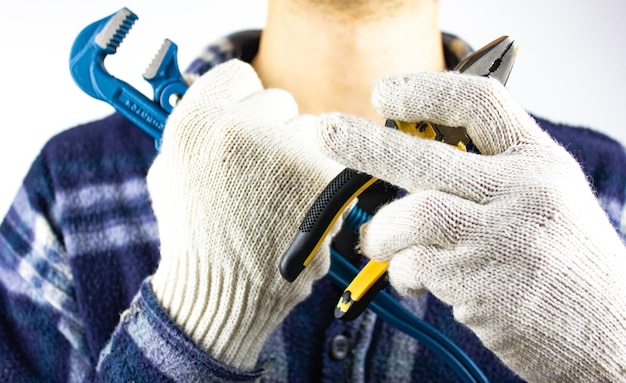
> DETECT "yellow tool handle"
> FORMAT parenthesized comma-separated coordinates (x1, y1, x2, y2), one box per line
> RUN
(334, 259, 389, 320)
(332, 120, 469, 320)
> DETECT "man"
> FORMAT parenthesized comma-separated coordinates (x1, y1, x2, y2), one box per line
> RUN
(1, 1, 625, 382)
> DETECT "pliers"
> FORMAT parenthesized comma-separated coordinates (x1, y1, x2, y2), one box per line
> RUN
(280, 35, 519, 321)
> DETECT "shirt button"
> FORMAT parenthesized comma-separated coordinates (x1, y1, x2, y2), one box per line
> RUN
(330, 334, 350, 360)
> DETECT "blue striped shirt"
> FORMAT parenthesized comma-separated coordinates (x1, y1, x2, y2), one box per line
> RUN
(1, 30, 625, 382)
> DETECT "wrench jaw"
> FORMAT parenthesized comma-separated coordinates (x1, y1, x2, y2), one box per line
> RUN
(69, 8, 138, 102)
(144, 39, 188, 114)
(94, 8, 137, 55)
(70, 8, 189, 147)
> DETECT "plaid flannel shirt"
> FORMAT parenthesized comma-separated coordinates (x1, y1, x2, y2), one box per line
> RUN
(1, 30, 625, 382)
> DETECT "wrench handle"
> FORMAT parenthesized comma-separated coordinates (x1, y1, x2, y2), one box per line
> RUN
(109, 85, 168, 140)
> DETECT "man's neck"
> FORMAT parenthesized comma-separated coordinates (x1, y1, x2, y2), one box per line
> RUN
(252, 0, 445, 123)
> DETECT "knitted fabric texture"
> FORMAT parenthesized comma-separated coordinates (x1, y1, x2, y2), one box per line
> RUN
(318, 71, 626, 381)
(148, 60, 342, 370)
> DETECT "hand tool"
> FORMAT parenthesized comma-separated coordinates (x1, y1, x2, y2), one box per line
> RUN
(280, 36, 518, 321)
(71, 9, 508, 381)
(69, 7, 188, 149)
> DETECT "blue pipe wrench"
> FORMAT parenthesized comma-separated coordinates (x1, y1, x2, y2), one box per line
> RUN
(69, 8, 491, 382)
(69, 7, 188, 148)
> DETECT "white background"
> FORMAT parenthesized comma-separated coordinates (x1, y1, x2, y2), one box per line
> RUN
(0, 1, 624, 217)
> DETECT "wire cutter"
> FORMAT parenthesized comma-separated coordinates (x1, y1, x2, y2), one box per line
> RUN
(280, 35, 519, 320)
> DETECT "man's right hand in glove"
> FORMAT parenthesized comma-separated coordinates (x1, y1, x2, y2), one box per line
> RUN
(146, 60, 342, 371)
(317, 71, 626, 382)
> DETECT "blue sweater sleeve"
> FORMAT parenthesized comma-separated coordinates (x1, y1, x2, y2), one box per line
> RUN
(0, 156, 93, 381)
(0, 195, 262, 383)
(0, 189, 261, 382)
(0, 115, 263, 382)
(95, 281, 262, 382)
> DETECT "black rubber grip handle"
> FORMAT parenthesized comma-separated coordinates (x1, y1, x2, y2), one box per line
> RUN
(279, 168, 377, 282)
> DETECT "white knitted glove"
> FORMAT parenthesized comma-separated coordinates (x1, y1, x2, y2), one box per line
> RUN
(147, 60, 342, 370)
(318, 71, 626, 382)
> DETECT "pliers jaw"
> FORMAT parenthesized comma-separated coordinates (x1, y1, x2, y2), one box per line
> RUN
(386, 36, 519, 153)
(455, 35, 518, 85)
(70, 8, 138, 104)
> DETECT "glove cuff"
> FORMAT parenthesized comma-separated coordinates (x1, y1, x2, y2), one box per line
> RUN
(151, 251, 296, 371)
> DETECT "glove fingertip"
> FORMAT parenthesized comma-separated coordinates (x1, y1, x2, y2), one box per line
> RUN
(387, 256, 427, 297)
(358, 219, 405, 267)
(316, 113, 353, 160)
(317, 113, 386, 159)
(371, 75, 405, 118)
(371, 72, 451, 121)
